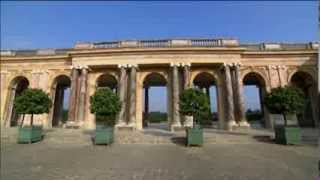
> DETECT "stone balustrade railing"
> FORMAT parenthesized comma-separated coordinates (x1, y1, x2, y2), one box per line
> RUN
(89, 39, 238, 49)
(0, 39, 318, 57)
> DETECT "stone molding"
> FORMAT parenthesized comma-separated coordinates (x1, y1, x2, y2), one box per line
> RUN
(170, 62, 191, 67)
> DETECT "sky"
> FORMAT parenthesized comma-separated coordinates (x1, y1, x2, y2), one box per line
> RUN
(1, 1, 317, 112)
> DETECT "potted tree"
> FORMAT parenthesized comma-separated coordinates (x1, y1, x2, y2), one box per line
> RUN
(264, 86, 305, 145)
(90, 87, 121, 145)
(14, 88, 52, 144)
(179, 88, 210, 146)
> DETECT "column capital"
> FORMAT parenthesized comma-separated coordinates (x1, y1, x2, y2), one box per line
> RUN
(128, 64, 138, 68)
(81, 65, 89, 70)
(118, 64, 128, 69)
(71, 65, 82, 70)
(31, 69, 43, 74)
(181, 62, 191, 67)
(170, 62, 180, 67)
(221, 63, 232, 71)
(276, 65, 287, 70)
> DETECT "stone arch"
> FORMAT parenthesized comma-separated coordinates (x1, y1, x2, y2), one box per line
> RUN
(136, 69, 170, 130)
(190, 70, 221, 87)
(141, 72, 169, 129)
(93, 73, 119, 125)
(192, 71, 220, 125)
(140, 71, 169, 85)
(49, 74, 72, 127)
(4, 76, 30, 127)
(242, 71, 269, 128)
(288, 69, 316, 85)
(96, 73, 118, 92)
(143, 72, 167, 87)
(241, 68, 270, 92)
(289, 71, 317, 127)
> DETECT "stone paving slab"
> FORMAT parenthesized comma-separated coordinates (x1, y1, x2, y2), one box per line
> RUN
(1, 127, 318, 146)
(1, 141, 318, 180)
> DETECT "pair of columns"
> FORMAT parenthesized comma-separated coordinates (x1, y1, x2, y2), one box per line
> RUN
(68, 65, 88, 124)
(69, 64, 138, 127)
(223, 63, 249, 130)
(117, 64, 137, 127)
(171, 63, 192, 129)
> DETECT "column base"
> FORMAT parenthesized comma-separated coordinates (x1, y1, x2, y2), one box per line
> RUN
(238, 121, 251, 127)
(116, 123, 136, 131)
(64, 121, 82, 129)
(170, 123, 184, 132)
(115, 121, 127, 127)
(225, 120, 238, 131)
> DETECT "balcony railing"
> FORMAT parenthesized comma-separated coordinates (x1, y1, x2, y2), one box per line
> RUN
(138, 40, 170, 48)
(191, 39, 223, 47)
(94, 41, 119, 49)
(91, 39, 233, 49)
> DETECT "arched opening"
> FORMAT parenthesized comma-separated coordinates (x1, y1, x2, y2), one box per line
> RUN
(95, 74, 118, 123)
(193, 72, 218, 126)
(290, 71, 316, 127)
(243, 72, 266, 128)
(6, 76, 29, 127)
(51, 75, 71, 127)
(96, 74, 118, 93)
(142, 73, 168, 130)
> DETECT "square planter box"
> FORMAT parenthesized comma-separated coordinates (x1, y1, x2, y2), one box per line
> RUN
(18, 126, 43, 144)
(95, 126, 114, 145)
(274, 126, 301, 145)
(186, 126, 203, 146)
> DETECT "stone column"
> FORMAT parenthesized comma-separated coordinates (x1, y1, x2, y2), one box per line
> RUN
(128, 64, 137, 126)
(68, 66, 80, 122)
(171, 63, 182, 130)
(77, 66, 88, 124)
(223, 64, 237, 130)
(183, 63, 191, 89)
(5, 85, 17, 127)
(182, 63, 193, 127)
(144, 87, 149, 127)
(116, 64, 127, 126)
(234, 64, 250, 127)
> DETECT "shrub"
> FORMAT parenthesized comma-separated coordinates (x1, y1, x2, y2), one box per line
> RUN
(147, 111, 167, 123)
(14, 88, 52, 126)
(264, 86, 305, 126)
(246, 109, 263, 121)
(179, 88, 210, 127)
(90, 87, 121, 126)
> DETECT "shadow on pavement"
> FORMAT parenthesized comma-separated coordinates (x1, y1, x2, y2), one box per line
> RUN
(253, 135, 275, 144)
(170, 137, 186, 147)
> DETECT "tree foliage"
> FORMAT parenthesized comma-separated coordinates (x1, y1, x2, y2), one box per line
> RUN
(14, 88, 52, 126)
(90, 87, 121, 125)
(179, 88, 210, 126)
(14, 88, 52, 115)
(264, 86, 305, 125)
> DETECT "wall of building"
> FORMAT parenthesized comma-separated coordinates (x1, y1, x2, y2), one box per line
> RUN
(1, 43, 318, 130)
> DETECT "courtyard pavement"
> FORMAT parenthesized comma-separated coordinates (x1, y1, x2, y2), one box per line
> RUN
(1, 126, 319, 180)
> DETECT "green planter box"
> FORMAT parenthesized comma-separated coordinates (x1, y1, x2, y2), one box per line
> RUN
(95, 126, 114, 145)
(18, 126, 43, 144)
(274, 126, 301, 145)
(186, 126, 203, 146)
